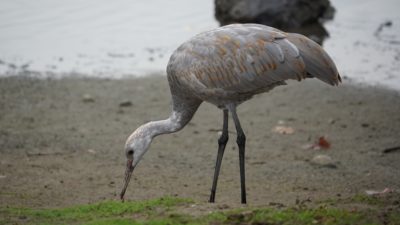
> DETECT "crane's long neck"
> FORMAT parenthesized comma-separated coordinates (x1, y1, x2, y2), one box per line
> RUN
(141, 95, 202, 139)
(144, 111, 191, 138)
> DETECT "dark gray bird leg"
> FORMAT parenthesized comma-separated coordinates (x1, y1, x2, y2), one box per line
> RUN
(230, 106, 247, 204)
(209, 109, 229, 203)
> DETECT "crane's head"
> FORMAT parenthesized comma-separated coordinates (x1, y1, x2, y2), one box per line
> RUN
(120, 127, 152, 201)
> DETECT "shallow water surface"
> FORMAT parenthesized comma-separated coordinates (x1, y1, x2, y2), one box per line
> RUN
(324, 0, 400, 90)
(0, 0, 218, 76)
(0, 0, 399, 90)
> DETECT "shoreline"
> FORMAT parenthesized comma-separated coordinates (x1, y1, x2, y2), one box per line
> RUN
(2, 70, 399, 93)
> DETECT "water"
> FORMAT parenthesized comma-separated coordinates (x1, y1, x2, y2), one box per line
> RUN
(0, 0, 399, 90)
(324, 0, 400, 90)
(0, 0, 218, 76)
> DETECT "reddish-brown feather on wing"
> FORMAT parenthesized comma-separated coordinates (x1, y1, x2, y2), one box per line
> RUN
(167, 24, 339, 98)
(170, 27, 307, 93)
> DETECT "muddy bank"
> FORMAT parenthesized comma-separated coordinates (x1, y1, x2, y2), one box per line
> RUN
(0, 75, 400, 208)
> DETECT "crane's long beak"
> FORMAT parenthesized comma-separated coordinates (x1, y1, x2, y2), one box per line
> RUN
(120, 159, 134, 201)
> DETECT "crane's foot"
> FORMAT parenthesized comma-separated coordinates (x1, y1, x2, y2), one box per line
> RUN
(209, 191, 216, 203)
(241, 195, 247, 204)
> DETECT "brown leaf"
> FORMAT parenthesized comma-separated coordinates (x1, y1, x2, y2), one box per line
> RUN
(304, 136, 331, 150)
(318, 136, 331, 149)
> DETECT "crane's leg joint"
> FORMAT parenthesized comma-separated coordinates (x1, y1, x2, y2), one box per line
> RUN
(218, 133, 229, 145)
(236, 133, 246, 147)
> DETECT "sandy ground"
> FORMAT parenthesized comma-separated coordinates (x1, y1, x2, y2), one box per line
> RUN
(1, 75, 400, 209)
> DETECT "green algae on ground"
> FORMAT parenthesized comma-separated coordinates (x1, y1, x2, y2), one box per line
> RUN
(1, 196, 399, 225)
(0, 196, 192, 225)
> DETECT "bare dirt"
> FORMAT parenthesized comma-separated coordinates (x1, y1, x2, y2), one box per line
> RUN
(1, 75, 400, 209)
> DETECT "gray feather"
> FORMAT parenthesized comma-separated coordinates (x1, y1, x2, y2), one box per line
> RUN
(167, 23, 340, 106)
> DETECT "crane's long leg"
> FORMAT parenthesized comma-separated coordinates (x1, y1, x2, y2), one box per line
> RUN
(209, 109, 229, 203)
(229, 106, 247, 204)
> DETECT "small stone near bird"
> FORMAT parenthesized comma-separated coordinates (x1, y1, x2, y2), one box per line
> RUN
(119, 100, 133, 107)
(311, 154, 337, 168)
(272, 125, 295, 134)
(82, 94, 94, 103)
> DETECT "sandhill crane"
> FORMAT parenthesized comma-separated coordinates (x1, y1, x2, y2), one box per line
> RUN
(120, 23, 341, 204)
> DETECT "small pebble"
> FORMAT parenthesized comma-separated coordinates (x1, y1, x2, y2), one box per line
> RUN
(311, 154, 337, 168)
(82, 94, 94, 102)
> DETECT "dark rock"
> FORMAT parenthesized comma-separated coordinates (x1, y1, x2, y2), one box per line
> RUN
(215, 0, 335, 44)
(119, 100, 133, 107)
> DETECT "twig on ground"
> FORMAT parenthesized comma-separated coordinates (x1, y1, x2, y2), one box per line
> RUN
(382, 146, 400, 154)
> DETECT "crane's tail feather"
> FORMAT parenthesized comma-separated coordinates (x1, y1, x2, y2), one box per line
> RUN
(287, 33, 341, 86)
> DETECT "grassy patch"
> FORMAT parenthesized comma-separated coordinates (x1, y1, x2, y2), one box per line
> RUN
(240, 207, 373, 225)
(1, 196, 191, 225)
(1, 196, 399, 225)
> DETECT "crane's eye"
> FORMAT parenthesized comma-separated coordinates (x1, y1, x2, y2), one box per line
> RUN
(127, 149, 134, 158)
